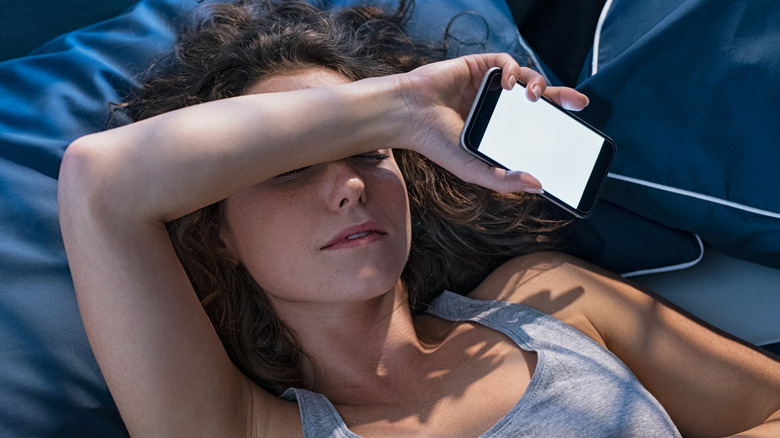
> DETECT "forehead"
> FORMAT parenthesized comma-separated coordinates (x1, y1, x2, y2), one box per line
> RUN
(247, 67, 352, 94)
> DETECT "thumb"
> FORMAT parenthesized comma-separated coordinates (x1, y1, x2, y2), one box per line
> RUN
(495, 168, 544, 195)
(458, 155, 543, 195)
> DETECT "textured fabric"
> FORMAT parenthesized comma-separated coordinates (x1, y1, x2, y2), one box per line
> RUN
(321, 0, 539, 68)
(577, 0, 780, 269)
(0, 2, 198, 436)
(282, 291, 680, 437)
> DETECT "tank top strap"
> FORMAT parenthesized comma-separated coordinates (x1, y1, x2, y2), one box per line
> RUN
(280, 387, 357, 438)
(427, 290, 591, 352)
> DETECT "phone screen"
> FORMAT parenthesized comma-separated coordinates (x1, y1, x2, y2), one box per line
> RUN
(461, 68, 615, 217)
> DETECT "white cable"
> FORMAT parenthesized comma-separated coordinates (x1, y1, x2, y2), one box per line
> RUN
(621, 234, 704, 278)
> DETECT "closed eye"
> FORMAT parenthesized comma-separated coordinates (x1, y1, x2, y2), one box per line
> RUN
(351, 149, 390, 162)
(273, 149, 390, 181)
(273, 165, 311, 180)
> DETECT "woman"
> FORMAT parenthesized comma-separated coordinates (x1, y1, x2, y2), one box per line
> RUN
(58, 1, 780, 436)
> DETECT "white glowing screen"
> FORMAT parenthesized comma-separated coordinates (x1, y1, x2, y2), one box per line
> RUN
(479, 86, 604, 208)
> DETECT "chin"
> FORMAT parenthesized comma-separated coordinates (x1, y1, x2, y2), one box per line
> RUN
(334, 265, 403, 299)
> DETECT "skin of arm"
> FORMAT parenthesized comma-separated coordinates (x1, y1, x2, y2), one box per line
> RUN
(58, 65, 408, 438)
(470, 252, 780, 437)
(59, 72, 417, 437)
(58, 54, 586, 436)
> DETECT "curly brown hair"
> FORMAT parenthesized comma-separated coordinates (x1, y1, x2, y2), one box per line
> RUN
(118, 0, 566, 396)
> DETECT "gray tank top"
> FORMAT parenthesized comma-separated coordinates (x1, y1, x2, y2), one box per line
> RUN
(282, 291, 681, 437)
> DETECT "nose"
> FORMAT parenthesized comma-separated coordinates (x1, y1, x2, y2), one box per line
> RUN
(323, 160, 366, 210)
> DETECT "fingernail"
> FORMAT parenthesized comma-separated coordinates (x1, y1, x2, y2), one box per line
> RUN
(508, 75, 517, 88)
(531, 85, 542, 100)
(564, 95, 590, 111)
(562, 101, 578, 111)
(508, 170, 543, 193)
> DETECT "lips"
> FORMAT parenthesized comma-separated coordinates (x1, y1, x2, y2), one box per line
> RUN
(321, 222, 387, 250)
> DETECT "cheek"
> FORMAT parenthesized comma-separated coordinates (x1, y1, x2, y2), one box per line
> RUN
(224, 189, 314, 286)
(368, 167, 413, 275)
(379, 166, 412, 240)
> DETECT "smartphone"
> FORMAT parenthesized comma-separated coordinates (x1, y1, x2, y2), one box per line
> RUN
(460, 67, 615, 218)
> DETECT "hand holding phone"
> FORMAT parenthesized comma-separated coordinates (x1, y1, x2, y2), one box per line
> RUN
(460, 68, 615, 218)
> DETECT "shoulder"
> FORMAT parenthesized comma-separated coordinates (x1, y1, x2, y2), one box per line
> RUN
(467, 251, 627, 304)
(467, 251, 652, 348)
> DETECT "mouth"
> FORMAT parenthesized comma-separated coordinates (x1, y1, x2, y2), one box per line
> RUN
(321, 222, 387, 250)
(347, 231, 371, 240)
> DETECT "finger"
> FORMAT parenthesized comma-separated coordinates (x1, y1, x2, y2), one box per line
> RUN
(509, 67, 547, 101)
(542, 86, 590, 111)
(496, 59, 525, 90)
(465, 160, 544, 195)
(465, 53, 522, 90)
(506, 169, 544, 194)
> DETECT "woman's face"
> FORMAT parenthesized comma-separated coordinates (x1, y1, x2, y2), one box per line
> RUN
(222, 68, 412, 306)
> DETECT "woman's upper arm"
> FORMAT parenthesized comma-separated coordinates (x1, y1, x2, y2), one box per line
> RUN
(583, 267, 780, 437)
(54, 74, 417, 436)
(471, 252, 780, 437)
(57, 142, 296, 437)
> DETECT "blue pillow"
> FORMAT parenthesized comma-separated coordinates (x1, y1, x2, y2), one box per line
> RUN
(0, 2, 198, 435)
(322, 0, 545, 70)
(577, 0, 780, 269)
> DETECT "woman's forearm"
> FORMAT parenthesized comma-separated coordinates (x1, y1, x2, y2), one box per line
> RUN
(60, 53, 569, 227)
(61, 75, 408, 224)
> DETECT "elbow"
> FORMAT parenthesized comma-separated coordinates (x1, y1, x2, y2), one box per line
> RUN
(59, 137, 94, 204)
(59, 136, 99, 194)
(60, 136, 96, 183)
(58, 136, 115, 226)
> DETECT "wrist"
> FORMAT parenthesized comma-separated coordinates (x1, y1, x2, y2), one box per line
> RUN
(343, 74, 421, 153)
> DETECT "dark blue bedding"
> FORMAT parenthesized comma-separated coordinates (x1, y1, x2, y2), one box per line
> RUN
(578, 0, 780, 270)
(1, 0, 777, 435)
(1, 2, 195, 435)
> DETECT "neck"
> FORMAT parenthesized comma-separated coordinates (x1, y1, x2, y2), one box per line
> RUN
(273, 281, 442, 403)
